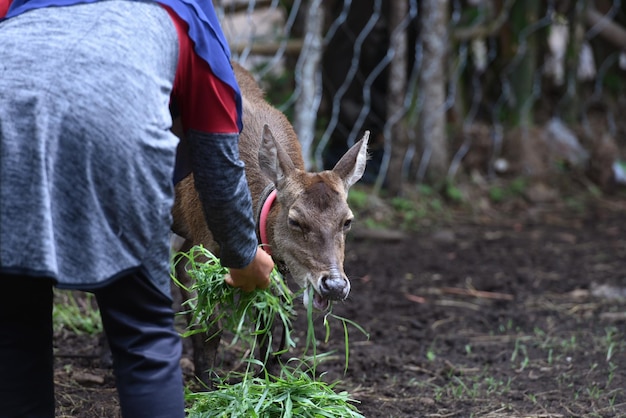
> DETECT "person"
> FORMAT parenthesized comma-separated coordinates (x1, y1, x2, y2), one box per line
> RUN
(0, 0, 275, 416)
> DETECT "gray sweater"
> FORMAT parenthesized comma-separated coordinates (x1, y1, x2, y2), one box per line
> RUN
(0, 1, 257, 297)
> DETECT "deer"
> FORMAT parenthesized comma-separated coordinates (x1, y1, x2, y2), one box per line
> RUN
(170, 62, 369, 386)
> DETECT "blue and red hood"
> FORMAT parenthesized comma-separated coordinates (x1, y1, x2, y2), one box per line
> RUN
(2, 0, 242, 131)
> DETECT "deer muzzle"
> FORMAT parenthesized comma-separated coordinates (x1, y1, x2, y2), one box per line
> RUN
(318, 267, 350, 301)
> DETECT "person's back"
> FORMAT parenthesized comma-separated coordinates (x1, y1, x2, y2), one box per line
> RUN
(0, 1, 274, 416)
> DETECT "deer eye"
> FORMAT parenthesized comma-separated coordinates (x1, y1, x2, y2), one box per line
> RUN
(289, 217, 310, 238)
(343, 219, 353, 231)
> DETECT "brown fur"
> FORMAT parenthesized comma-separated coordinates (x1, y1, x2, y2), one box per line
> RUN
(170, 62, 369, 386)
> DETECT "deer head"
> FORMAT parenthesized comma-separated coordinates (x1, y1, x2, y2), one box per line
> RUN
(258, 124, 369, 310)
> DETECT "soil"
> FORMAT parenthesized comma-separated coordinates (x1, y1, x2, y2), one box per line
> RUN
(54, 193, 626, 418)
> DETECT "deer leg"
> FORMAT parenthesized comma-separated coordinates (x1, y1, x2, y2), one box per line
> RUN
(254, 295, 290, 378)
(174, 240, 222, 389)
(255, 325, 280, 377)
(188, 318, 221, 389)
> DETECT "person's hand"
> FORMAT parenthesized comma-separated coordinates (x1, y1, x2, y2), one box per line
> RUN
(225, 248, 274, 292)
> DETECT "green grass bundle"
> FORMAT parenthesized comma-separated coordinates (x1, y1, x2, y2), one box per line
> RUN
(173, 245, 368, 418)
(171, 245, 297, 356)
(185, 366, 365, 418)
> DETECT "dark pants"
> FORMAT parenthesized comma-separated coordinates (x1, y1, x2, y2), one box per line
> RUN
(0, 271, 185, 418)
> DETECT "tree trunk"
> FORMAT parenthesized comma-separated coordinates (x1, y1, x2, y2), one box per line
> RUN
(501, 0, 541, 128)
(294, 0, 324, 170)
(417, 0, 449, 183)
(561, 0, 587, 124)
(384, 0, 410, 195)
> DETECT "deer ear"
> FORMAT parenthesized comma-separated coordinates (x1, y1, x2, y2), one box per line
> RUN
(332, 131, 369, 189)
(259, 124, 296, 184)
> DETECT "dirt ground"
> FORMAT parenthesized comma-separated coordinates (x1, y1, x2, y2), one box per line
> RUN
(54, 192, 626, 418)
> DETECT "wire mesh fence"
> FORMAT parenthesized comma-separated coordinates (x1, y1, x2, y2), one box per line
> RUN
(216, 0, 626, 195)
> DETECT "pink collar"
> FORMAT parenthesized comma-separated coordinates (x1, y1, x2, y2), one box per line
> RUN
(258, 189, 277, 255)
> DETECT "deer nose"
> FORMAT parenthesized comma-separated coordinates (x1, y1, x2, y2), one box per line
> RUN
(318, 271, 350, 301)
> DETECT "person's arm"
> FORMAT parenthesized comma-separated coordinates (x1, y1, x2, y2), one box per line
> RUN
(188, 130, 273, 291)
(164, 6, 273, 290)
(187, 130, 256, 268)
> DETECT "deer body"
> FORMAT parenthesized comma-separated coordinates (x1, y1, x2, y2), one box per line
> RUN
(171, 62, 368, 384)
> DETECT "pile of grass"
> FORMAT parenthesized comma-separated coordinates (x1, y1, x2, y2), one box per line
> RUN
(172, 246, 296, 359)
(172, 245, 367, 418)
(186, 370, 364, 418)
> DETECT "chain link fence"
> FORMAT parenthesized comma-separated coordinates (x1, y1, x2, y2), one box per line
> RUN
(216, 0, 626, 195)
